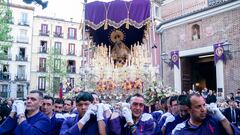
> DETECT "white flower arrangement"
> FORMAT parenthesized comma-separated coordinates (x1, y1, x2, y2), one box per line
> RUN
(144, 81, 180, 106)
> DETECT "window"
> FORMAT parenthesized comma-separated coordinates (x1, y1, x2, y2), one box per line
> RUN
(17, 65, 25, 79)
(54, 42, 62, 54)
(1, 85, 8, 92)
(17, 85, 24, 98)
(154, 4, 160, 18)
(39, 58, 46, 72)
(16, 48, 26, 61)
(67, 60, 76, 73)
(19, 12, 28, 25)
(40, 41, 47, 53)
(2, 64, 9, 72)
(68, 28, 77, 39)
(18, 29, 28, 43)
(38, 77, 46, 90)
(67, 78, 74, 88)
(192, 24, 200, 40)
(0, 84, 8, 98)
(19, 48, 26, 58)
(54, 59, 61, 72)
(40, 24, 49, 36)
(68, 43, 75, 55)
(54, 26, 62, 37)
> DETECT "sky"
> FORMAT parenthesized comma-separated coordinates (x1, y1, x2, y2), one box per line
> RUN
(10, 0, 84, 22)
(9, 0, 132, 22)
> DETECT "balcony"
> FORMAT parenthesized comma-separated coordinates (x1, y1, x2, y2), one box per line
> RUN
(0, 92, 8, 98)
(67, 66, 76, 74)
(14, 75, 27, 81)
(68, 34, 76, 40)
(16, 36, 29, 44)
(39, 30, 49, 36)
(54, 49, 62, 55)
(18, 20, 29, 26)
(17, 91, 24, 98)
(0, 72, 10, 81)
(39, 47, 48, 53)
(16, 55, 28, 61)
(38, 67, 47, 72)
(0, 54, 11, 60)
(54, 32, 63, 38)
(67, 51, 76, 56)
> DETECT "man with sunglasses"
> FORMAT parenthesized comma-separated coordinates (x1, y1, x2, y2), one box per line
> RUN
(108, 93, 155, 135)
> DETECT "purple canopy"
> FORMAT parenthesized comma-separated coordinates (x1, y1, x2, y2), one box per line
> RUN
(85, 0, 150, 30)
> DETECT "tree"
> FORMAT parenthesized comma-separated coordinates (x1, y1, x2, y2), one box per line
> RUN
(46, 47, 67, 96)
(0, 0, 12, 60)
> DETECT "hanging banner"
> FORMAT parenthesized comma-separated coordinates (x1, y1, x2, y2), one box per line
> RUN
(170, 51, 179, 69)
(59, 83, 63, 99)
(214, 43, 225, 64)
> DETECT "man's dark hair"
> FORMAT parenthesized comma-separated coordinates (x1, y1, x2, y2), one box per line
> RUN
(43, 95, 54, 104)
(169, 95, 178, 106)
(160, 97, 168, 105)
(55, 98, 64, 105)
(64, 98, 73, 105)
(186, 93, 202, 108)
(76, 91, 94, 103)
(177, 95, 188, 106)
(30, 90, 43, 99)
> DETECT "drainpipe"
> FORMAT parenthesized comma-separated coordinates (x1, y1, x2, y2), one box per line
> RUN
(160, 32, 163, 80)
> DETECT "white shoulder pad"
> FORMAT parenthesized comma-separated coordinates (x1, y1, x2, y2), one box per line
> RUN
(55, 113, 65, 119)
(172, 122, 186, 134)
(63, 113, 77, 118)
(141, 113, 153, 122)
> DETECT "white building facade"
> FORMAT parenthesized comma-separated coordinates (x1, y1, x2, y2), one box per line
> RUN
(0, 3, 34, 98)
(31, 16, 82, 94)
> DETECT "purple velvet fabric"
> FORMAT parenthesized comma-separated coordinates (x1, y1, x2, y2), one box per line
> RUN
(85, 0, 150, 29)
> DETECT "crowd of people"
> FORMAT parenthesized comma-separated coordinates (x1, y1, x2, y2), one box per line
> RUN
(0, 88, 239, 135)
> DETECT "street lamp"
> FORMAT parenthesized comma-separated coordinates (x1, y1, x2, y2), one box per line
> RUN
(222, 40, 232, 60)
(161, 52, 172, 67)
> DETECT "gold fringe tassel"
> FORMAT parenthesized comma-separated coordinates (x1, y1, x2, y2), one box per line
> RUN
(104, 20, 108, 30)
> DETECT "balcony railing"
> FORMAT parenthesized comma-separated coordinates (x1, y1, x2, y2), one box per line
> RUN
(0, 54, 12, 60)
(14, 75, 27, 81)
(16, 55, 28, 61)
(38, 67, 47, 72)
(17, 91, 24, 98)
(39, 30, 49, 36)
(67, 51, 76, 56)
(18, 20, 29, 26)
(16, 36, 29, 44)
(54, 32, 63, 38)
(39, 47, 48, 53)
(0, 72, 10, 81)
(67, 66, 76, 73)
(54, 50, 62, 55)
(0, 92, 8, 98)
(68, 34, 76, 40)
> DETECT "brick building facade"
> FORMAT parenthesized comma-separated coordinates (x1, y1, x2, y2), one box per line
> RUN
(157, 0, 240, 97)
